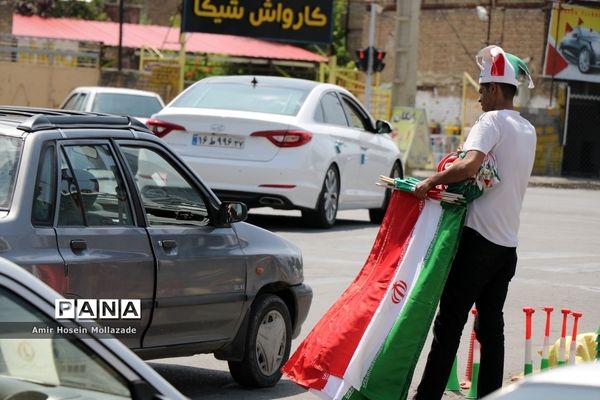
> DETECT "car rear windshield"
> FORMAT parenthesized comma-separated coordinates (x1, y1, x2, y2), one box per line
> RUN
(91, 93, 163, 118)
(0, 136, 22, 210)
(171, 82, 308, 116)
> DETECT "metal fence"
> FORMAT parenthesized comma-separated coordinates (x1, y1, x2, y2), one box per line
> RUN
(0, 34, 100, 68)
(318, 58, 392, 121)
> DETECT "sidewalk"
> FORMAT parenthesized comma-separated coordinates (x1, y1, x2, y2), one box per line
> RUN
(410, 170, 600, 190)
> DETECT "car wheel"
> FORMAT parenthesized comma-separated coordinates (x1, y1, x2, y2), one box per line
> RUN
(369, 162, 403, 224)
(228, 294, 292, 387)
(302, 165, 339, 229)
(578, 48, 591, 73)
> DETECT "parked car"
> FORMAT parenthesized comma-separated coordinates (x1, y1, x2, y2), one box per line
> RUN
(60, 86, 165, 124)
(558, 26, 600, 74)
(0, 106, 312, 387)
(483, 362, 600, 399)
(0, 256, 187, 400)
(147, 75, 403, 228)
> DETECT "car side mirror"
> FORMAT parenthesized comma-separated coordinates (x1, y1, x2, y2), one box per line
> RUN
(220, 201, 248, 224)
(375, 120, 393, 134)
(129, 380, 159, 400)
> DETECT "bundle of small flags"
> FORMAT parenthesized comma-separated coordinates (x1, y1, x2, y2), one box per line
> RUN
(377, 176, 466, 205)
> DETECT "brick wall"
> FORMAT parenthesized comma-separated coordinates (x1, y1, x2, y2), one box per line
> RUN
(417, 7, 547, 94)
(348, 1, 549, 93)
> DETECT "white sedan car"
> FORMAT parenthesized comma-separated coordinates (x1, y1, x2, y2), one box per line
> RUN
(147, 75, 402, 228)
(60, 86, 165, 124)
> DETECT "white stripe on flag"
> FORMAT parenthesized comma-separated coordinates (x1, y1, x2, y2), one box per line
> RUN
(318, 201, 443, 399)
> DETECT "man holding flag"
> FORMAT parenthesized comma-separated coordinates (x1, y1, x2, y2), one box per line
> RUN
(412, 45, 536, 399)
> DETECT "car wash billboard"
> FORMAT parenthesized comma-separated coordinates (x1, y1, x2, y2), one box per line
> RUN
(543, 2, 600, 83)
(181, 0, 333, 44)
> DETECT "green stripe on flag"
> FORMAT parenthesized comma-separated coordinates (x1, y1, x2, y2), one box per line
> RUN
(358, 203, 466, 400)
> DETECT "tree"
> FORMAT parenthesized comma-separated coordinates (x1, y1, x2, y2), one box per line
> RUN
(13, 0, 107, 19)
(304, 0, 350, 66)
(331, 0, 350, 65)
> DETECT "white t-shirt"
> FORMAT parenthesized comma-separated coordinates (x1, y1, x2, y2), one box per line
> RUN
(462, 110, 536, 247)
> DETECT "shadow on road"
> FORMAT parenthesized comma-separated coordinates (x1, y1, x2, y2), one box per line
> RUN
(150, 363, 306, 399)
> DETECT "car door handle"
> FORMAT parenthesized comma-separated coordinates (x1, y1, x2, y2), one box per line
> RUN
(70, 239, 87, 252)
(159, 239, 177, 250)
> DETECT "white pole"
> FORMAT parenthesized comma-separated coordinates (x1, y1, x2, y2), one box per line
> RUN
(364, 3, 377, 112)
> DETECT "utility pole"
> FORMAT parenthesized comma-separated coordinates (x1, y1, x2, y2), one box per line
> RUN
(392, 0, 420, 108)
(118, 0, 124, 71)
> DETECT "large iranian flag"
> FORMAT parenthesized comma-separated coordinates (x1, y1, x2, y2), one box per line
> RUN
(282, 190, 466, 400)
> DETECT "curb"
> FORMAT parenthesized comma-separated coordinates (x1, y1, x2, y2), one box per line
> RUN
(526, 179, 600, 190)
(409, 170, 600, 191)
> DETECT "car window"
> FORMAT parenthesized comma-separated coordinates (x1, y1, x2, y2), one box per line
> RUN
(63, 93, 89, 112)
(58, 145, 134, 227)
(314, 101, 325, 122)
(320, 92, 349, 126)
(340, 96, 369, 130)
(92, 93, 163, 118)
(0, 136, 22, 211)
(62, 93, 81, 110)
(0, 287, 130, 397)
(171, 82, 308, 116)
(120, 146, 210, 227)
(32, 144, 57, 226)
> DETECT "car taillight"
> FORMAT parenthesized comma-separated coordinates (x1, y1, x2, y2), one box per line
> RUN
(250, 130, 312, 148)
(146, 118, 186, 138)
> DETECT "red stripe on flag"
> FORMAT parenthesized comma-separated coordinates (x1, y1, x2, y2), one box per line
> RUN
(491, 53, 505, 77)
(282, 191, 422, 390)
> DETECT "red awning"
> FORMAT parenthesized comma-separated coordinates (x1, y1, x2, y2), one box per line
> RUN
(12, 14, 327, 63)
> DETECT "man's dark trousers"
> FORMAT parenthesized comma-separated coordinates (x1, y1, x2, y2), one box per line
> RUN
(414, 226, 517, 399)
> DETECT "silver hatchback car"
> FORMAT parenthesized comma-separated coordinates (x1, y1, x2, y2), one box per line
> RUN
(0, 106, 312, 387)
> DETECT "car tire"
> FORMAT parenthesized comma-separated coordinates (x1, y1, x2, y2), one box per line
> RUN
(369, 162, 403, 224)
(228, 294, 292, 387)
(302, 165, 339, 229)
(578, 48, 591, 73)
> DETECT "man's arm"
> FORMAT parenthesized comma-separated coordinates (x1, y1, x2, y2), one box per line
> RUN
(412, 150, 485, 199)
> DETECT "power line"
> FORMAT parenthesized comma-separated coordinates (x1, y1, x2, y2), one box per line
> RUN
(440, 9, 474, 62)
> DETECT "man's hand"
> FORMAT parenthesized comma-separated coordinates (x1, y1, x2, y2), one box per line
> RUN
(412, 150, 485, 201)
(413, 178, 434, 200)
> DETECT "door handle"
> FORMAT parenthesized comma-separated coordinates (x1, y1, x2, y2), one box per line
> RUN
(70, 239, 87, 252)
(159, 239, 177, 250)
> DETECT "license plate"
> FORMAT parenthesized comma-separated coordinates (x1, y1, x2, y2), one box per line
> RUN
(191, 133, 245, 149)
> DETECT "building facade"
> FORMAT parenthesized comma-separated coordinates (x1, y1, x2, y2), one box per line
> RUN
(349, 0, 599, 177)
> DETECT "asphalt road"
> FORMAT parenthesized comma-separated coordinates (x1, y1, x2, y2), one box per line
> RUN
(150, 186, 600, 399)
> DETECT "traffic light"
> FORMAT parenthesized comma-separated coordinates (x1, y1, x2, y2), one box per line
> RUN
(372, 48, 386, 73)
(355, 48, 369, 72)
(355, 46, 386, 73)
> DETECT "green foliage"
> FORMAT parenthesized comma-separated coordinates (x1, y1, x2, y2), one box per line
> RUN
(331, 0, 350, 65)
(303, 0, 350, 65)
(14, 0, 107, 20)
(184, 57, 228, 82)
